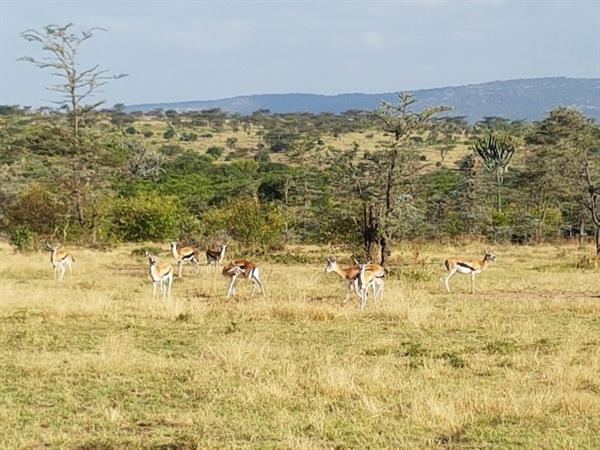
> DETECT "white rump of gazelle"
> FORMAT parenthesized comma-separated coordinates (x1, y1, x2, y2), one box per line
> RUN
(48, 244, 75, 281)
(169, 241, 200, 278)
(221, 260, 265, 298)
(444, 249, 497, 293)
(146, 252, 173, 300)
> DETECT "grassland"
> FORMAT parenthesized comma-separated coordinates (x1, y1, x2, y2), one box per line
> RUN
(0, 242, 599, 449)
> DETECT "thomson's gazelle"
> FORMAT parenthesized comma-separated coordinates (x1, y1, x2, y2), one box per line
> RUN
(221, 260, 265, 298)
(444, 250, 496, 293)
(324, 258, 385, 304)
(50, 245, 75, 281)
(356, 260, 378, 311)
(169, 241, 200, 278)
(206, 243, 229, 273)
(146, 252, 173, 300)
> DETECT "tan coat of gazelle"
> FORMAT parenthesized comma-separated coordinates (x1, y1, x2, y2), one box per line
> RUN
(444, 250, 497, 293)
(146, 252, 173, 300)
(49, 245, 75, 281)
(221, 260, 265, 298)
(324, 258, 386, 305)
(169, 241, 200, 278)
(205, 243, 229, 273)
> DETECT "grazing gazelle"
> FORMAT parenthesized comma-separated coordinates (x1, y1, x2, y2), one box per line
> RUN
(221, 260, 265, 298)
(206, 243, 229, 273)
(49, 245, 75, 281)
(169, 241, 200, 278)
(324, 258, 386, 303)
(146, 252, 173, 300)
(444, 250, 497, 293)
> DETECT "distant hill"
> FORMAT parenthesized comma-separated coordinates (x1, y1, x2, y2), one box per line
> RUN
(126, 77, 600, 123)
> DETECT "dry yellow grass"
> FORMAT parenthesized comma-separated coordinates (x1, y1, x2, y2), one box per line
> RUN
(0, 241, 598, 448)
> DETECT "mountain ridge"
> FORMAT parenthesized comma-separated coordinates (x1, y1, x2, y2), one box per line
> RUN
(125, 77, 600, 122)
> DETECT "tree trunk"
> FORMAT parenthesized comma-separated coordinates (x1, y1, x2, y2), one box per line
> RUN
(363, 204, 381, 263)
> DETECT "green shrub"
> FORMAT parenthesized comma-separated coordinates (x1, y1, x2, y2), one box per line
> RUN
(9, 226, 35, 252)
(206, 146, 224, 159)
(106, 192, 187, 242)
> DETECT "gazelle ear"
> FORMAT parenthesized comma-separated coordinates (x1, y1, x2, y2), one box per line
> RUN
(354, 259, 360, 265)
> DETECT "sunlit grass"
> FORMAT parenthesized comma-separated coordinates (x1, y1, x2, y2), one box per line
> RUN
(0, 241, 598, 448)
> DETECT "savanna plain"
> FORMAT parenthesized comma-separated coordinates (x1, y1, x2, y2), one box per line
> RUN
(0, 241, 599, 449)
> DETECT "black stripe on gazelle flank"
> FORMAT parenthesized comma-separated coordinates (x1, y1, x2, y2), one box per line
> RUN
(444, 250, 497, 294)
(457, 261, 476, 272)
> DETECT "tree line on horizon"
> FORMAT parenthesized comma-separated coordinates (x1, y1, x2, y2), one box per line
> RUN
(1, 24, 599, 263)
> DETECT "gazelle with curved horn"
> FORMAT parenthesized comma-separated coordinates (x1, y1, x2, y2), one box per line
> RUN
(324, 258, 386, 303)
(169, 241, 200, 278)
(444, 250, 497, 293)
(221, 260, 265, 298)
(146, 252, 173, 300)
(206, 243, 229, 273)
(49, 244, 75, 281)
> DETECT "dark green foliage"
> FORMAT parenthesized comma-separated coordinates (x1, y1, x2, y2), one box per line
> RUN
(163, 128, 176, 140)
(2, 100, 599, 249)
(206, 146, 224, 159)
(105, 192, 186, 242)
(9, 226, 35, 252)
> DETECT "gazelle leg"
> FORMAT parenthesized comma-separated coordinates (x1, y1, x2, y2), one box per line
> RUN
(360, 289, 367, 311)
(444, 270, 456, 292)
(253, 271, 265, 296)
(343, 281, 353, 303)
(59, 262, 66, 281)
(227, 276, 237, 298)
(471, 273, 475, 294)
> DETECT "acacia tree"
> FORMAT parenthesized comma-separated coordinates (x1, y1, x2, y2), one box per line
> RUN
(329, 94, 451, 264)
(524, 107, 600, 250)
(17, 24, 127, 243)
(20, 24, 127, 137)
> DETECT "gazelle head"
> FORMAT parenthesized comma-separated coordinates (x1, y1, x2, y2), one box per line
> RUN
(355, 259, 372, 274)
(168, 241, 178, 250)
(46, 241, 60, 252)
(324, 258, 337, 273)
(146, 252, 159, 266)
(226, 265, 244, 276)
(483, 249, 497, 262)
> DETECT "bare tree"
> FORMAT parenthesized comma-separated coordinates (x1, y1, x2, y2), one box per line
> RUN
(583, 156, 600, 254)
(20, 23, 127, 137)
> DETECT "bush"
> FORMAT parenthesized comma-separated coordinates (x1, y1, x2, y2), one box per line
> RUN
(10, 226, 35, 252)
(206, 146, 224, 159)
(105, 192, 187, 242)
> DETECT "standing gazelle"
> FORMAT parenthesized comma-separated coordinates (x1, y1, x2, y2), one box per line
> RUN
(221, 260, 265, 298)
(356, 260, 378, 311)
(169, 241, 200, 278)
(206, 243, 229, 273)
(444, 250, 497, 293)
(146, 252, 173, 300)
(324, 258, 386, 304)
(49, 245, 75, 281)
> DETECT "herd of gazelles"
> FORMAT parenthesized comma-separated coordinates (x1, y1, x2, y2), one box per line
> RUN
(48, 243, 497, 310)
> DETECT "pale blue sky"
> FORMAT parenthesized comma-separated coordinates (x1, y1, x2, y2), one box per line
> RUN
(1, 0, 599, 108)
